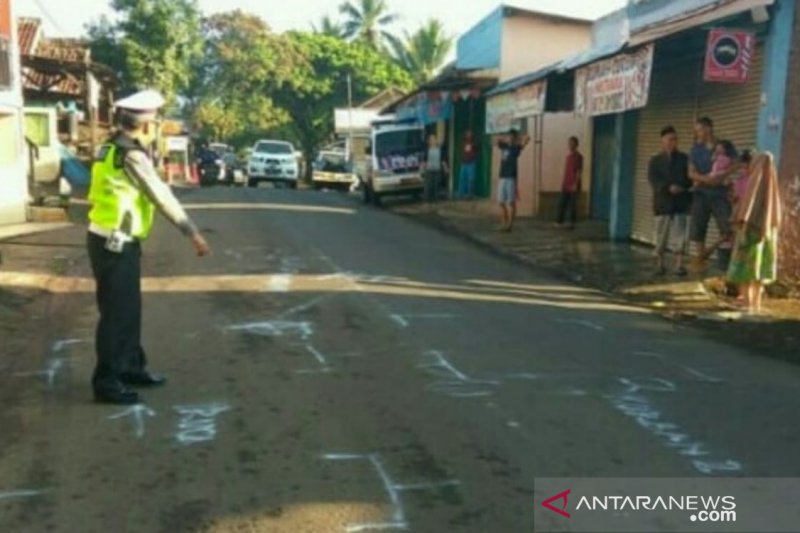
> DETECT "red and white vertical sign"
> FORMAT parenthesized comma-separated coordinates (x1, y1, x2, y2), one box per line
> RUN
(704, 29, 756, 84)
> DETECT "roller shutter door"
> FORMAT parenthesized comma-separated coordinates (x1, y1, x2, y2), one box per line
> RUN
(632, 43, 763, 247)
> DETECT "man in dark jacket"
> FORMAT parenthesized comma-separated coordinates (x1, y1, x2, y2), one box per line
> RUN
(648, 125, 692, 277)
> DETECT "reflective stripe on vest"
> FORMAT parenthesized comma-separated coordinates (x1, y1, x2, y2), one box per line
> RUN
(88, 143, 155, 239)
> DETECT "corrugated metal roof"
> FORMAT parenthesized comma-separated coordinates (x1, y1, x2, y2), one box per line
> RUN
(484, 63, 558, 97)
(18, 18, 90, 97)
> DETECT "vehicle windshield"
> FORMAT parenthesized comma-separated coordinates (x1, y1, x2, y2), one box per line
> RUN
(375, 129, 424, 173)
(254, 142, 293, 155)
(316, 152, 348, 173)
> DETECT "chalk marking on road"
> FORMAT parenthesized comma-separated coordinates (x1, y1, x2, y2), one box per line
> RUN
(692, 460, 743, 475)
(605, 378, 741, 475)
(322, 453, 460, 532)
(682, 367, 724, 384)
(14, 358, 66, 387)
(634, 351, 665, 359)
(0, 490, 45, 501)
(226, 320, 314, 340)
(174, 403, 232, 446)
(109, 404, 156, 439)
(277, 294, 334, 320)
(266, 274, 292, 293)
(390, 315, 410, 328)
(507, 421, 521, 428)
(556, 319, 606, 332)
(52, 339, 84, 353)
(419, 351, 469, 381)
(306, 344, 328, 366)
(389, 314, 457, 328)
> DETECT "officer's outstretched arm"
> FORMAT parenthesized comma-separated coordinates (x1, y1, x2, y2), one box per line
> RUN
(124, 151, 199, 237)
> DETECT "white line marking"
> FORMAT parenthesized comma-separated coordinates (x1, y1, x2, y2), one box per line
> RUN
(420, 351, 468, 381)
(306, 345, 327, 366)
(109, 404, 156, 439)
(226, 321, 314, 340)
(0, 490, 44, 501)
(52, 339, 84, 353)
(266, 274, 292, 292)
(556, 319, 606, 332)
(14, 358, 66, 387)
(390, 315, 410, 328)
(683, 367, 724, 384)
(634, 351, 665, 359)
(277, 295, 332, 320)
(323, 453, 459, 532)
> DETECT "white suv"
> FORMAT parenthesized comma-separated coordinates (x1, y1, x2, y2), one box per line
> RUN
(247, 140, 300, 188)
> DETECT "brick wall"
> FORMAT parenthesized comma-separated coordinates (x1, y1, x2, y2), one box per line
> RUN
(779, 5, 800, 285)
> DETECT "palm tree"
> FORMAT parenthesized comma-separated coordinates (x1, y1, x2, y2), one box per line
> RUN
(339, 0, 397, 49)
(312, 15, 346, 39)
(390, 20, 453, 85)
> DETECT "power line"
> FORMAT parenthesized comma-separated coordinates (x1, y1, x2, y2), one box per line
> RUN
(32, 0, 66, 35)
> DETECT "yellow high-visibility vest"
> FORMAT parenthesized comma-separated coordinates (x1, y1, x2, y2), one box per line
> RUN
(88, 143, 155, 239)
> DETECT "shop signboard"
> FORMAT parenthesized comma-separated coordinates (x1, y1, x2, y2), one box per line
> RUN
(514, 80, 547, 119)
(575, 44, 654, 117)
(704, 29, 755, 84)
(486, 92, 516, 134)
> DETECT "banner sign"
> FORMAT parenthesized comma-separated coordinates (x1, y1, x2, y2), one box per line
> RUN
(485, 92, 516, 134)
(704, 29, 755, 84)
(514, 80, 547, 119)
(396, 92, 452, 125)
(575, 44, 654, 117)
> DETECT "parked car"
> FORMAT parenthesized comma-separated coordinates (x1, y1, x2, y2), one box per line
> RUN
(247, 140, 299, 189)
(360, 119, 425, 205)
(312, 151, 357, 191)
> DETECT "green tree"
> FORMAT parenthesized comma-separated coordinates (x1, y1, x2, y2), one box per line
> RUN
(270, 32, 413, 181)
(339, 0, 397, 49)
(87, 0, 204, 104)
(312, 15, 346, 39)
(389, 19, 453, 85)
(187, 11, 299, 141)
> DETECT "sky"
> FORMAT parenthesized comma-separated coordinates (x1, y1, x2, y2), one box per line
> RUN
(21, 0, 627, 40)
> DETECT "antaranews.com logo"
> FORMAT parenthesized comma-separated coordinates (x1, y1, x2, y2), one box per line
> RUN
(533, 478, 800, 533)
(541, 488, 737, 524)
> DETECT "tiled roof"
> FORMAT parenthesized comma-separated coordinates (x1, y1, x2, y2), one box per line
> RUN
(37, 38, 90, 63)
(18, 17, 41, 55)
(18, 18, 90, 97)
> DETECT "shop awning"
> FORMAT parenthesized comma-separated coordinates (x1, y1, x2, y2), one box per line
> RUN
(556, 41, 627, 73)
(629, 0, 775, 46)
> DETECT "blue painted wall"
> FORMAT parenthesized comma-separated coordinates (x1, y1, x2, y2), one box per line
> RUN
(757, 0, 796, 165)
(456, 7, 504, 71)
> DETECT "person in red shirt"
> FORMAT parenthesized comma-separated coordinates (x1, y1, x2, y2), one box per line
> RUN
(457, 130, 478, 199)
(556, 136, 584, 229)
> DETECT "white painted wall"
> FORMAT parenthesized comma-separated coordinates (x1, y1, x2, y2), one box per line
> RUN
(0, 2, 28, 226)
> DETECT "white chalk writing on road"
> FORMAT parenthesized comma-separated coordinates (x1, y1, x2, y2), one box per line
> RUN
(174, 403, 232, 446)
(52, 339, 84, 353)
(323, 453, 460, 532)
(605, 377, 742, 475)
(108, 404, 156, 439)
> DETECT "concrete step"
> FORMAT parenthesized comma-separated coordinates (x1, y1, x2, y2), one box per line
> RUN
(27, 205, 69, 223)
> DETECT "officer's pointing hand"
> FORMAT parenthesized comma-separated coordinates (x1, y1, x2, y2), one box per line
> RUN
(192, 233, 211, 257)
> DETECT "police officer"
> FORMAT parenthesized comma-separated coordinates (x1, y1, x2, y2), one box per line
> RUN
(88, 89, 211, 405)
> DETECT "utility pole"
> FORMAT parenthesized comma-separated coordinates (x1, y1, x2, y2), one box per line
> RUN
(347, 73, 354, 164)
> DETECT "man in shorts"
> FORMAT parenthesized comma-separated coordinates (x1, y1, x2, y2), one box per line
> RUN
(496, 129, 530, 232)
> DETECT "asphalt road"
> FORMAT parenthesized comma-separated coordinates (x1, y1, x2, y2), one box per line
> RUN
(2, 186, 800, 532)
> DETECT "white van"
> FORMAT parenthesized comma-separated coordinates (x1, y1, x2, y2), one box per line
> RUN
(360, 119, 425, 205)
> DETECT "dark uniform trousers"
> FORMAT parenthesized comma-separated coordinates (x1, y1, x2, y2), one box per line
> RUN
(87, 232, 147, 390)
